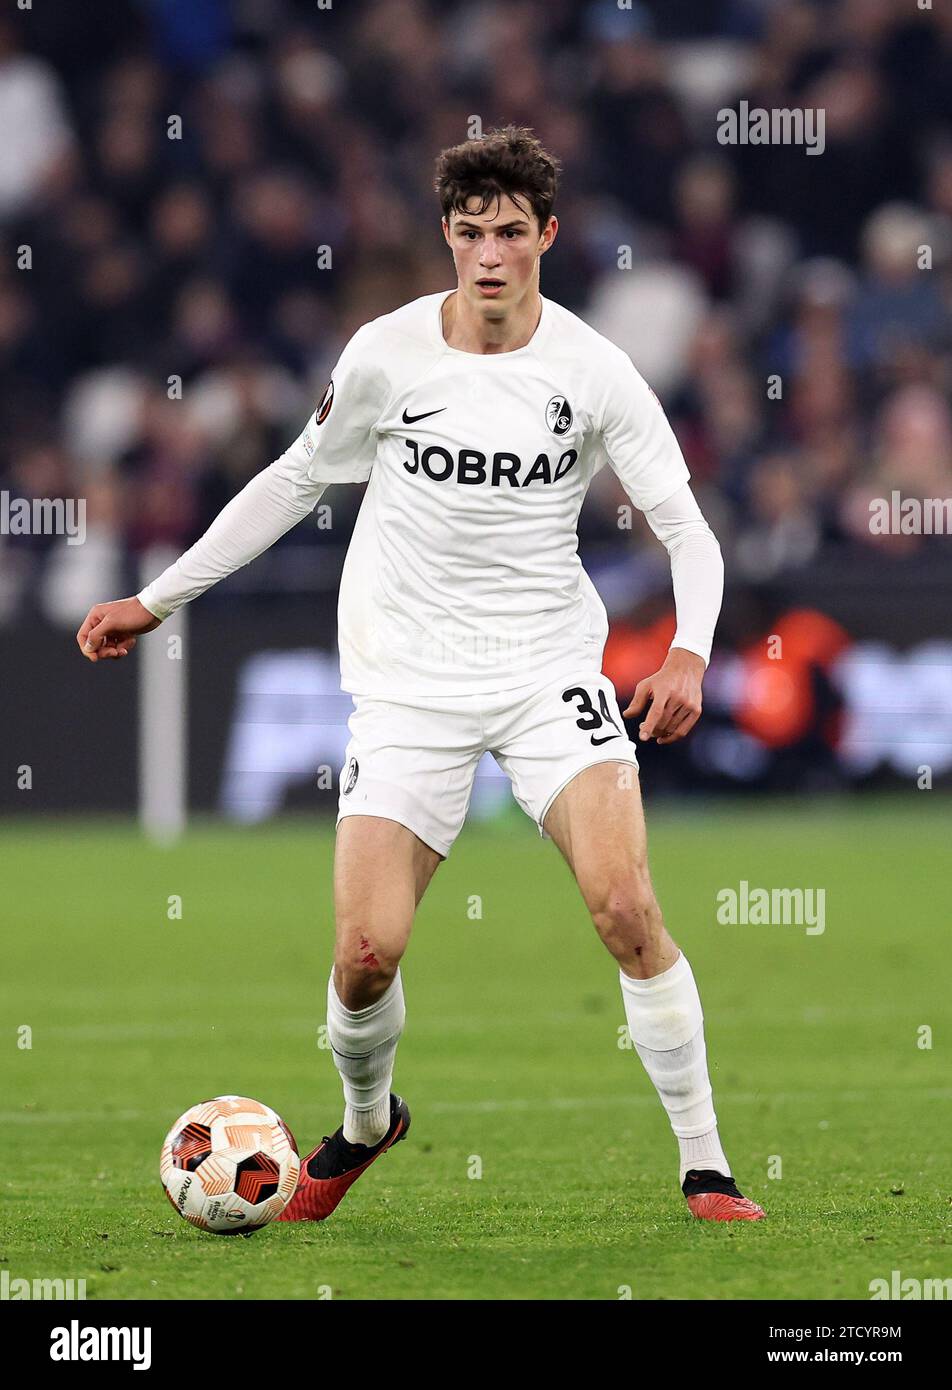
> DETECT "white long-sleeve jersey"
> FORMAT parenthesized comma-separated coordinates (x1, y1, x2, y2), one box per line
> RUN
(139, 290, 723, 696)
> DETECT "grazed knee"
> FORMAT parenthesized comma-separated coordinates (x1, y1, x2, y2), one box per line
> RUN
(335, 932, 401, 1009)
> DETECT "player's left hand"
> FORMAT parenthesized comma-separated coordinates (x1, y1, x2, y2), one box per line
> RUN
(624, 648, 706, 745)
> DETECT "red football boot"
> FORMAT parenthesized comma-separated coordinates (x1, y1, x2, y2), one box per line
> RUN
(277, 1094, 410, 1223)
(682, 1169, 766, 1221)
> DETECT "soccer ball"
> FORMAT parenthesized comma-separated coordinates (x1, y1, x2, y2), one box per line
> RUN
(160, 1095, 300, 1234)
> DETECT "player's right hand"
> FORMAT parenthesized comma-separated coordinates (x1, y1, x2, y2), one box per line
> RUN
(76, 597, 162, 662)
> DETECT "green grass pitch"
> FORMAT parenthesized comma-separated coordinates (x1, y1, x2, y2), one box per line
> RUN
(1, 795, 949, 1300)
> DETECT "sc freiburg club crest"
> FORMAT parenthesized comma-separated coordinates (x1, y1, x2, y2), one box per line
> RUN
(315, 379, 334, 425)
(546, 395, 573, 435)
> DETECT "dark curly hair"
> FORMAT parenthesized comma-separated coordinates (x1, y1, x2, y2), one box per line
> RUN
(435, 125, 560, 232)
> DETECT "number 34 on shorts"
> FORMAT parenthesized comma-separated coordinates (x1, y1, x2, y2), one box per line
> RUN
(560, 682, 627, 745)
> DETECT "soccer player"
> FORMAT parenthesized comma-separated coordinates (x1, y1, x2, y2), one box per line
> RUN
(77, 127, 764, 1223)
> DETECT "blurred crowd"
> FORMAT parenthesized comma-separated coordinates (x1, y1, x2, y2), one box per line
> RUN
(1, 0, 951, 627)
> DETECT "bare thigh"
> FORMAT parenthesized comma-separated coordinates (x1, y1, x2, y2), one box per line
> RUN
(543, 762, 679, 978)
(333, 815, 443, 1008)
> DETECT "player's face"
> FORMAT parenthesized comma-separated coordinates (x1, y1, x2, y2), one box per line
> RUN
(443, 193, 557, 311)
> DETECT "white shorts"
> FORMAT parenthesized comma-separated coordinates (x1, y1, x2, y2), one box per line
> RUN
(336, 671, 639, 857)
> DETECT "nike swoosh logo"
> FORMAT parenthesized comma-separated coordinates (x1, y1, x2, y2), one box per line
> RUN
(402, 407, 446, 424)
(591, 733, 622, 746)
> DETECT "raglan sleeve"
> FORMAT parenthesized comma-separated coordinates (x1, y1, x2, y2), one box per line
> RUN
(296, 321, 387, 486)
(595, 347, 690, 511)
(137, 324, 387, 620)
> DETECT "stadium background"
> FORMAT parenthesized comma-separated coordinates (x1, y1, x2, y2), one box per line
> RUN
(2, 0, 952, 820)
(3, 0, 952, 1308)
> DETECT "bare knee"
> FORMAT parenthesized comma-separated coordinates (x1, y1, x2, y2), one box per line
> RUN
(590, 870, 664, 963)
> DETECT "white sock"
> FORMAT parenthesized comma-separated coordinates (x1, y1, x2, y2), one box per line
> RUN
(619, 952, 731, 1183)
(326, 969, 405, 1146)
